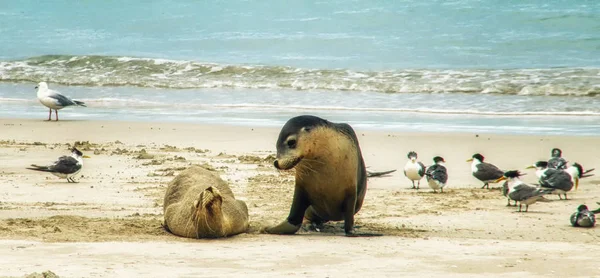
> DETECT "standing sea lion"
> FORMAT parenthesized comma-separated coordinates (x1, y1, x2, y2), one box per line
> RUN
(163, 166, 249, 238)
(265, 115, 379, 237)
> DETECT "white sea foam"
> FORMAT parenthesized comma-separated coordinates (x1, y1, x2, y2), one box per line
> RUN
(1, 55, 600, 98)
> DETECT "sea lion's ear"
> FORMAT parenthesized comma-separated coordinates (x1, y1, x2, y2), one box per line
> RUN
(194, 200, 199, 208)
(301, 126, 312, 133)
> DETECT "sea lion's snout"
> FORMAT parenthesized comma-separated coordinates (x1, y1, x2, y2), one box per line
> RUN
(273, 133, 304, 170)
(273, 155, 303, 170)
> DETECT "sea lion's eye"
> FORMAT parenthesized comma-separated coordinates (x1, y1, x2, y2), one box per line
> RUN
(287, 139, 297, 149)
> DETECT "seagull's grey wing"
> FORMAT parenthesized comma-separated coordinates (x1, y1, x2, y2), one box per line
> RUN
(50, 156, 81, 174)
(502, 181, 509, 197)
(418, 161, 426, 177)
(47, 91, 77, 107)
(473, 162, 504, 181)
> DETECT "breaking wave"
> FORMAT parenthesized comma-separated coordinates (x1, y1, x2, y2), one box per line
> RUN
(1, 55, 600, 96)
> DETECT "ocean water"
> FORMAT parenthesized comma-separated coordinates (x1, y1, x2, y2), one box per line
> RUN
(1, 1, 599, 135)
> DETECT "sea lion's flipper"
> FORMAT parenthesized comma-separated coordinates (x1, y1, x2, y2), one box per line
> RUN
(161, 222, 171, 233)
(342, 191, 357, 235)
(304, 206, 325, 224)
(265, 184, 310, 235)
(341, 192, 383, 237)
(198, 186, 223, 210)
(263, 220, 301, 235)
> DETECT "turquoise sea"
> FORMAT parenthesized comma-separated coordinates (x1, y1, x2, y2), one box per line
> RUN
(1, 1, 599, 134)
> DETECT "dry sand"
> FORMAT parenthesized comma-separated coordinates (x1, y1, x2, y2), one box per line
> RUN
(0, 118, 599, 277)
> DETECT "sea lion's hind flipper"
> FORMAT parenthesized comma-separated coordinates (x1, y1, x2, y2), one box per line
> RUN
(262, 220, 301, 235)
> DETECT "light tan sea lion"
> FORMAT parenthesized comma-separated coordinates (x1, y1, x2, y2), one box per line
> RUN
(265, 115, 381, 237)
(163, 166, 249, 238)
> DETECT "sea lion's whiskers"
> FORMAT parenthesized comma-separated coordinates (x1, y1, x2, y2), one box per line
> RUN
(194, 210, 201, 239)
(298, 162, 319, 176)
(296, 165, 312, 180)
(185, 207, 195, 238)
(301, 158, 326, 166)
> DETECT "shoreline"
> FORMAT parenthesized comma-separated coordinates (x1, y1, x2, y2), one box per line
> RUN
(1, 115, 600, 137)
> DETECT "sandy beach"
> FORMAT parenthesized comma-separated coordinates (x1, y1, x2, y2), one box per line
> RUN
(0, 118, 599, 277)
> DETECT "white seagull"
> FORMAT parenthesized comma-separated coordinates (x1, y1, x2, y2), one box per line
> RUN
(35, 81, 86, 121)
(403, 151, 425, 189)
(27, 148, 90, 183)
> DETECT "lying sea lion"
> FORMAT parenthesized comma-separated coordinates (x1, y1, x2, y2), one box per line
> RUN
(265, 115, 380, 237)
(163, 166, 249, 238)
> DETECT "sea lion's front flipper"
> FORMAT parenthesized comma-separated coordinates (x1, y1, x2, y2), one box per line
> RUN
(198, 186, 223, 210)
(264, 184, 310, 235)
(343, 192, 384, 237)
(263, 220, 301, 234)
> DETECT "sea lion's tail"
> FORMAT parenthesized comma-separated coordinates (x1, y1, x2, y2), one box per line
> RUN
(367, 169, 396, 178)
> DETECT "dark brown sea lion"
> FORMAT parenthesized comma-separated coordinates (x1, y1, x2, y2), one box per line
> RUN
(264, 115, 380, 237)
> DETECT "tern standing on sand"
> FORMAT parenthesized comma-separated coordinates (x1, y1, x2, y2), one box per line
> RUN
(27, 147, 90, 183)
(35, 82, 86, 121)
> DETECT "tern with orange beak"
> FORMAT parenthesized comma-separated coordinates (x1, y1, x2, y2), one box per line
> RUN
(27, 147, 90, 183)
(467, 153, 504, 189)
(526, 161, 574, 200)
(495, 170, 552, 212)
